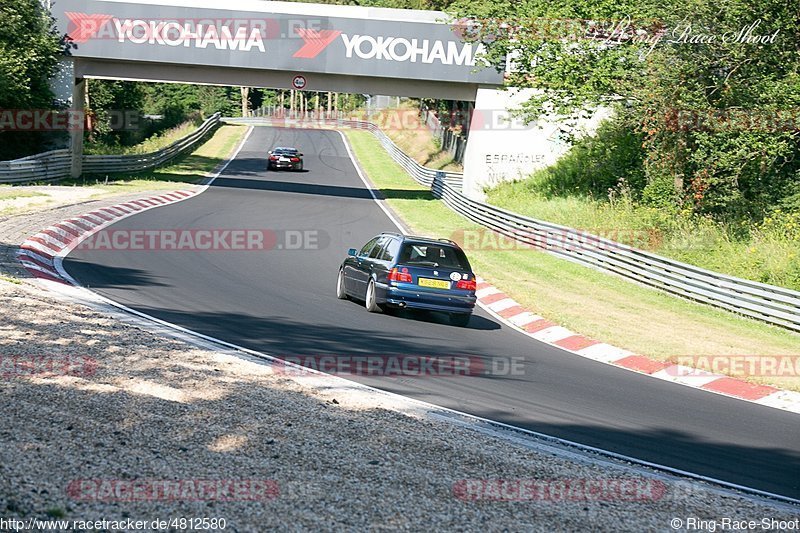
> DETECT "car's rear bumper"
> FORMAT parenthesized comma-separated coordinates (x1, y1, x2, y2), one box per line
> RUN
(269, 162, 302, 169)
(382, 285, 475, 314)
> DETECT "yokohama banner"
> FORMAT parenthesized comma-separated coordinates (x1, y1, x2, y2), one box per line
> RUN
(52, 0, 503, 84)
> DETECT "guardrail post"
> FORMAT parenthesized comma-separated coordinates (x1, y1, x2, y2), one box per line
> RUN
(70, 78, 86, 179)
(432, 171, 446, 199)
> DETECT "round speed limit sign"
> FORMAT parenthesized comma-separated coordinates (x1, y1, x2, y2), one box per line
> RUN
(292, 75, 307, 90)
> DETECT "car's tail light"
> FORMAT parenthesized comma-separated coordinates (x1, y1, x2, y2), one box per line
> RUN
(456, 278, 476, 291)
(388, 267, 412, 283)
(269, 155, 279, 160)
(290, 157, 300, 162)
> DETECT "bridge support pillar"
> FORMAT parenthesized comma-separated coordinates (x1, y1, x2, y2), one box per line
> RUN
(70, 77, 85, 179)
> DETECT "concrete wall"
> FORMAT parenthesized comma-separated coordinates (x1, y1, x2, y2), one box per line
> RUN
(462, 88, 611, 200)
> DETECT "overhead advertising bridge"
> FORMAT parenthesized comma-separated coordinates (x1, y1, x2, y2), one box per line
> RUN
(52, 0, 503, 100)
(51, 0, 505, 179)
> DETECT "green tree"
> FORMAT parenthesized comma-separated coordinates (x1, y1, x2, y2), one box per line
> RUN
(142, 83, 240, 125)
(637, 0, 800, 219)
(86, 80, 146, 146)
(0, 0, 65, 159)
(450, 0, 800, 220)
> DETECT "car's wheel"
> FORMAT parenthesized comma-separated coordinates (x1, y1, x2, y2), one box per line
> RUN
(295, 162, 303, 171)
(365, 279, 383, 313)
(449, 313, 471, 327)
(336, 269, 348, 300)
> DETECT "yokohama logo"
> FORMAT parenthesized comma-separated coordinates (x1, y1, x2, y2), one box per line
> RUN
(293, 28, 342, 58)
(65, 12, 267, 52)
(66, 12, 113, 43)
(293, 28, 479, 65)
(342, 35, 477, 65)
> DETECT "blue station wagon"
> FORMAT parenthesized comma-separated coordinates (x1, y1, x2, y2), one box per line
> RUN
(336, 232, 477, 326)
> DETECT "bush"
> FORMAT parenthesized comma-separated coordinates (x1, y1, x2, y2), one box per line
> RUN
(486, 115, 800, 290)
(525, 115, 646, 200)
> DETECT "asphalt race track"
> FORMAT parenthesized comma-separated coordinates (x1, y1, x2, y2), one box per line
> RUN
(64, 126, 800, 499)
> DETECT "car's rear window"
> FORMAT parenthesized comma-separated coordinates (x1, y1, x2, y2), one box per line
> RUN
(398, 242, 470, 270)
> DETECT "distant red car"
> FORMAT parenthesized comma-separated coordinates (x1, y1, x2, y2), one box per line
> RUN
(267, 147, 304, 171)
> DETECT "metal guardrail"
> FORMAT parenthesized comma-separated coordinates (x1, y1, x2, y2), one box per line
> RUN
(227, 115, 800, 332)
(429, 177, 800, 332)
(420, 106, 467, 164)
(0, 113, 221, 184)
(0, 148, 71, 183)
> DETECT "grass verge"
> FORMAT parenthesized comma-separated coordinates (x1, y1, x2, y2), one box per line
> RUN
(353, 104, 463, 172)
(0, 125, 245, 217)
(0, 187, 47, 201)
(64, 124, 246, 198)
(344, 129, 800, 392)
(83, 117, 204, 156)
(487, 180, 800, 291)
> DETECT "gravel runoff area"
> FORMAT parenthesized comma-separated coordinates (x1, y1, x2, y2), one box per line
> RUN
(1, 190, 798, 532)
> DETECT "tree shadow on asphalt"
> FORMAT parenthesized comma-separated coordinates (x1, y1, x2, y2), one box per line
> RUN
(214, 155, 352, 182)
(116, 304, 499, 360)
(335, 296, 499, 331)
(61, 257, 169, 289)
(212, 177, 377, 200)
(464, 406, 800, 500)
(210, 156, 433, 203)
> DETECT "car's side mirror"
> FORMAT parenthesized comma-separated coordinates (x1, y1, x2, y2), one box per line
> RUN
(348, 248, 357, 257)
(298, 153, 304, 156)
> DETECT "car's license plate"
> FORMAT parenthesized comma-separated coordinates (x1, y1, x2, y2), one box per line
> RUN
(418, 277, 450, 289)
